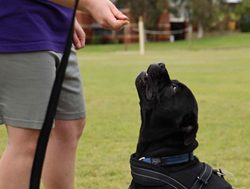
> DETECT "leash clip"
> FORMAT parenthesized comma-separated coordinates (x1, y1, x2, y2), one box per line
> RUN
(215, 169, 225, 178)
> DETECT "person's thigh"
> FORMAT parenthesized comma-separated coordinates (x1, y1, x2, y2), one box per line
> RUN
(55, 49, 86, 121)
(0, 49, 85, 130)
(0, 52, 56, 130)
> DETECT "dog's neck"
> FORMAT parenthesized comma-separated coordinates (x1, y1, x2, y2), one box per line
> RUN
(135, 108, 198, 159)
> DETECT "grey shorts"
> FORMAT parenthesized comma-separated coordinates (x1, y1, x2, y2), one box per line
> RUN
(0, 49, 86, 130)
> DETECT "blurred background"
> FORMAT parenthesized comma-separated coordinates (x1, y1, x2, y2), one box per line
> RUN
(76, 0, 250, 44)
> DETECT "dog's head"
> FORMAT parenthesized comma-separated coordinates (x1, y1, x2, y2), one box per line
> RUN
(135, 63, 198, 158)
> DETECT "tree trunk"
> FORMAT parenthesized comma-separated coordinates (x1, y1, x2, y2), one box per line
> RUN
(187, 24, 193, 40)
(197, 22, 204, 39)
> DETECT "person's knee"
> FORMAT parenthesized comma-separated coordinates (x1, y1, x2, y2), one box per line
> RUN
(17, 141, 37, 160)
(54, 118, 86, 146)
(7, 126, 39, 158)
(76, 118, 85, 139)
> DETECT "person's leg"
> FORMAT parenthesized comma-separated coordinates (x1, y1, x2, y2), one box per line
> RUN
(0, 126, 40, 189)
(0, 52, 57, 188)
(42, 49, 86, 189)
(42, 118, 85, 189)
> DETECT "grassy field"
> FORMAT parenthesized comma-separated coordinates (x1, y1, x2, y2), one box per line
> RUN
(1, 33, 250, 188)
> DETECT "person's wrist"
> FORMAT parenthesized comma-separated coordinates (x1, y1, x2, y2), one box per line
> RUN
(78, 0, 92, 12)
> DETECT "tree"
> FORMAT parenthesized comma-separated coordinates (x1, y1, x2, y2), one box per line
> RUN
(189, 0, 219, 38)
(236, 0, 250, 32)
(167, 0, 221, 38)
(116, 0, 167, 30)
(168, 0, 191, 21)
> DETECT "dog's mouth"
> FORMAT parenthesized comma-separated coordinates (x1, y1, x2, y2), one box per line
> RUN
(135, 63, 171, 101)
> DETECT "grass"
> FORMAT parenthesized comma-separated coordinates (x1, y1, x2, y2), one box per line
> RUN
(1, 33, 250, 189)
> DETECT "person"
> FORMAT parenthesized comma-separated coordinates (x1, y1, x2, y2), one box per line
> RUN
(0, 0, 129, 189)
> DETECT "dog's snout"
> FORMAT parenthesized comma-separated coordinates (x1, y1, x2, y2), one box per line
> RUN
(158, 63, 166, 70)
(142, 75, 147, 84)
(147, 64, 162, 78)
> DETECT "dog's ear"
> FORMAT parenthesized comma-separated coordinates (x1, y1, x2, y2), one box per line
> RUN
(180, 113, 198, 146)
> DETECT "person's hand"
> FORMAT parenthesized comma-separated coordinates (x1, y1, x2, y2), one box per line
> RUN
(49, 0, 129, 30)
(73, 19, 86, 49)
(83, 0, 129, 31)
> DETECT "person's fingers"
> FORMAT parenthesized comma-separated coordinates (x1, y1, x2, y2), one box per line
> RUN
(86, 0, 129, 30)
(73, 31, 81, 49)
(73, 31, 86, 49)
(102, 7, 129, 30)
(102, 17, 127, 31)
(110, 3, 129, 21)
(109, 4, 129, 30)
(77, 29, 86, 48)
(73, 21, 86, 49)
(112, 20, 129, 31)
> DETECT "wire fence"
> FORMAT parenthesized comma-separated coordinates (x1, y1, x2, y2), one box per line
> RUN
(81, 23, 191, 37)
(131, 27, 189, 35)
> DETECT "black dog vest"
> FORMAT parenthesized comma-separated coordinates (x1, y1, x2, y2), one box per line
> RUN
(129, 154, 233, 189)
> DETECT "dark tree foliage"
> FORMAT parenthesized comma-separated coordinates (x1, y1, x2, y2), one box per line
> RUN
(236, 0, 250, 32)
(116, 0, 167, 29)
(190, 0, 216, 29)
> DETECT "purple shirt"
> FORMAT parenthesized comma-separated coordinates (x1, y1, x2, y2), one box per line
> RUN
(0, 0, 73, 53)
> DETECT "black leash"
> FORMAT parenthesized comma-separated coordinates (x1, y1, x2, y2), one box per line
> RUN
(29, 1, 79, 188)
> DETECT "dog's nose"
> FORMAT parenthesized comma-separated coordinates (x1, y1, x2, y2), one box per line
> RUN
(158, 63, 171, 84)
(158, 63, 166, 70)
(147, 63, 171, 84)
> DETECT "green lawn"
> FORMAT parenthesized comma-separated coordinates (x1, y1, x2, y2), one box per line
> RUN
(1, 33, 250, 189)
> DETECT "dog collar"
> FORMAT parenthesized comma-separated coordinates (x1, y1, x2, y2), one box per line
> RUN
(139, 152, 194, 166)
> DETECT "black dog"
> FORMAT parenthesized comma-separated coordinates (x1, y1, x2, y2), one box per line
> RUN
(129, 63, 232, 189)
